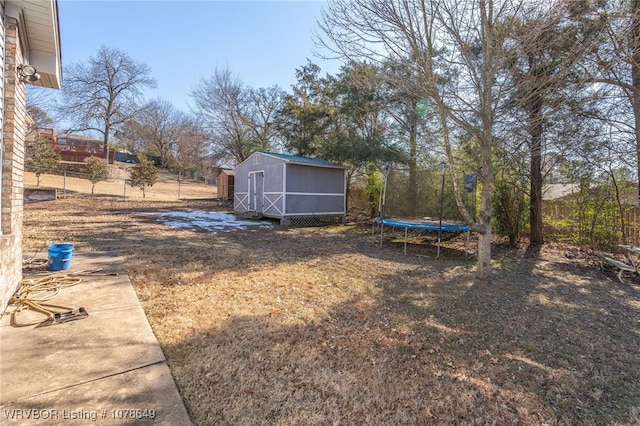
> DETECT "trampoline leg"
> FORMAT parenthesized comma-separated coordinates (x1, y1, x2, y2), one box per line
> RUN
(465, 231, 471, 258)
(404, 228, 408, 255)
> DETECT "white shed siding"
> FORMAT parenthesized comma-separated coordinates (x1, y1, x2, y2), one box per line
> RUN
(284, 164, 345, 216)
(234, 152, 286, 214)
(233, 152, 346, 224)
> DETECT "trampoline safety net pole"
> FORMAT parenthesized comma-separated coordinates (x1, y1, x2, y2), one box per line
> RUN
(378, 163, 392, 248)
(437, 161, 446, 258)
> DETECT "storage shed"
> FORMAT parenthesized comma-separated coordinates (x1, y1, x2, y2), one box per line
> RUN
(217, 169, 234, 200)
(234, 152, 347, 225)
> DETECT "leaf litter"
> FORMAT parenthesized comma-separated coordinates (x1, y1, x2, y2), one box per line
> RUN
(21, 196, 640, 425)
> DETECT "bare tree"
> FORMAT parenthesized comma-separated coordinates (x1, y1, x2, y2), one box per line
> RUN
(115, 118, 146, 155)
(191, 67, 251, 164)
(135, 99, 184, 168)
(191, 67, 286, 164)
(58, 45, 156, 161)
(566, 0, 640, 200)
(318, 0, 553, 281)
(173, 118, 211, 177)
(245, 85, 287, 152)
(26, 87, 58, 129)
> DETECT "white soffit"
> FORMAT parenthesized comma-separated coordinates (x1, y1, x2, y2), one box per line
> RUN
(7, 0, 62, 89)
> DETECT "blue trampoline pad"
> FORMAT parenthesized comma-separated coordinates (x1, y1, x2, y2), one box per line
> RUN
(373, 217, 471, 232)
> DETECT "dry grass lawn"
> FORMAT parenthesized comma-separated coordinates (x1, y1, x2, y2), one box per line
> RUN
(18, 172, 640, 425)
(23, 167, 216, 200)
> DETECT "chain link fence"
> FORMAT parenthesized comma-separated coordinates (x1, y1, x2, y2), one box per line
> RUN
(24, 166, 218, 201)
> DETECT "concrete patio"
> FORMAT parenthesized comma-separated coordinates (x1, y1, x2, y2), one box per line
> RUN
(0, 251, 192, 425)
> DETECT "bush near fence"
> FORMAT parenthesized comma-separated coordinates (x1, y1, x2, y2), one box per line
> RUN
(350, 187, 638, 249)
(543, 200, 640, 249)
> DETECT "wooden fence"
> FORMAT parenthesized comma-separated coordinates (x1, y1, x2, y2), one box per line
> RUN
(348, 189, 640, 249)
(543, 200, 640, 248)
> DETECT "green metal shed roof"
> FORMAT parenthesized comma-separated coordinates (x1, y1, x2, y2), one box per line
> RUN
(258, 152, 347, 169)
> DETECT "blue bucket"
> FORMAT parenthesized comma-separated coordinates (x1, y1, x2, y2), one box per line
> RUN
(47, 243, 75, 271)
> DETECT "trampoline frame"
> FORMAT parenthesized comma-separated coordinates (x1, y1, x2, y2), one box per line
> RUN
(373, 217, 471, 257)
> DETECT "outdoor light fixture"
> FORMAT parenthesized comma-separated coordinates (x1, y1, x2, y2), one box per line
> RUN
(17, 64, 40, 83)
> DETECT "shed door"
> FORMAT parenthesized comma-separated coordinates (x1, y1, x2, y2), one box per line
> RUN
(249, 171, 264, 212)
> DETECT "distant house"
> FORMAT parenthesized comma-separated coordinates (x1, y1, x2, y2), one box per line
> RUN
(32, 129, 115, 164)
(543, 182, 640, 204)
(233, 152, 347, 225)
(217, 169, 234, 200)
(542, 184, 579, 201)
(1, 1, 62, 314)
(54, 132, 115, 164)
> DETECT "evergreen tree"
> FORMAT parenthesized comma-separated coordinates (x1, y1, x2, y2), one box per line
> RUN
(85, 156, 107, 195)
(276, 61, 337, 157)
(127, 154, 157, 198)
(25, 136, 60, 187)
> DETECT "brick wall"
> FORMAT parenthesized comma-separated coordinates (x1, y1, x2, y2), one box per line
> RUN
(0, 16, 28, 314)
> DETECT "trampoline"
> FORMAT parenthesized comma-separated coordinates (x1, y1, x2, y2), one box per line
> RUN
(373, 162, 474, 257)
(373, 217, 471, 256)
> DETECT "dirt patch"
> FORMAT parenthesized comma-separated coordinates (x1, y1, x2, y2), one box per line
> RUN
(18, 187, 640, 425)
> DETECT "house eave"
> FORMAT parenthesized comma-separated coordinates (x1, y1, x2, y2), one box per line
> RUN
(6, 0, 62, 89)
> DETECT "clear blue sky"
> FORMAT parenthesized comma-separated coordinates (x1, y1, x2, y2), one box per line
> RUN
(57, 0, 342, 112)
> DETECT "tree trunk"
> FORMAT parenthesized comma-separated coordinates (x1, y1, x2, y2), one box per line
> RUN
(529, 86, 544, 245)
(476, 224, 492, 281)
(633, 2, 640, 201)
(408, 105, 418, 216)
(103, 122, 110, 163)
(475, 159, 493, 281)
(345, 170, 354, 216)
(530, 148, 544, 244)
(634, 96, 640, 202)
(633, 79, 640, 202)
